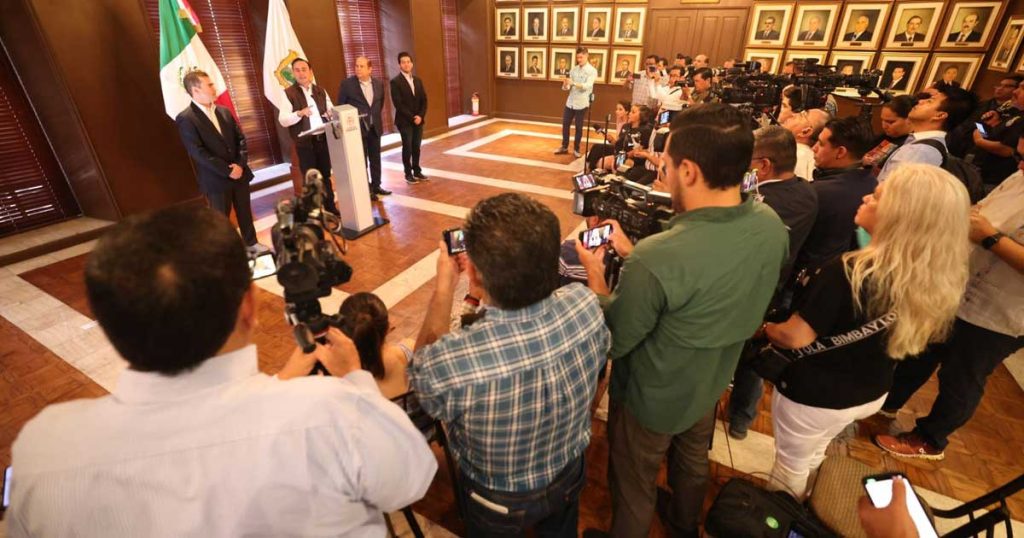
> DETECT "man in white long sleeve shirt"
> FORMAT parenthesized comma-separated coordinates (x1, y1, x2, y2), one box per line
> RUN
(279, 58, 340, 214)
(8, 206, 437, 538)
(654, 66, 687, 113)
(555, 46, 598, 158)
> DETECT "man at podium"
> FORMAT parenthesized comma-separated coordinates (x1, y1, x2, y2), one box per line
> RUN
(278, 58, 340, 215)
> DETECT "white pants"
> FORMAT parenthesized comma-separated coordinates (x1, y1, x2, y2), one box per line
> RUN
(769, 390, 887, 499)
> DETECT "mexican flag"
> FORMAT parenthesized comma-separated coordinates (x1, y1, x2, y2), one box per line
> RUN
(157, 0, 235, 119)
(263, 0, 310, 115)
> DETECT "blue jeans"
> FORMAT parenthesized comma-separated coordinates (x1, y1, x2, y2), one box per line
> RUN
(561, 107, 588, 150)
(456, 455, 585, 538)
(728, 359, 763, 433)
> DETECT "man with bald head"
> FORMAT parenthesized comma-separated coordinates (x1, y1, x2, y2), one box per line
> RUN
(782, 107, 830, 182)
(843, 15, 874, 41)
(339, 56, 389, 200)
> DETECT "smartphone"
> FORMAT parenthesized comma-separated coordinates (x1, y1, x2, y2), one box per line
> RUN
(443, 228, 467, 255)
(658, 110, 672, 125)
(578, 224, 613, 249)
(249, 252, 277, 280)
(573, 173, 597, 191)
(976, 122, 988, 138)
(863, 473, 938, 538)
(615, 152, 628, 169)
(2, 465, 11, 514)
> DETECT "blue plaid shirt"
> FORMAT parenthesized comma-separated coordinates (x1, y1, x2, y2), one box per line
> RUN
(408, 283, 609, 492)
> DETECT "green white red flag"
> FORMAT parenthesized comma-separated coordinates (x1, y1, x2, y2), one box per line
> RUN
(157, 0, 235, 118)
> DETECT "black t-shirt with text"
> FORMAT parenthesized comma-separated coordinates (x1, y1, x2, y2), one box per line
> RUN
(778, 257, 895, 409)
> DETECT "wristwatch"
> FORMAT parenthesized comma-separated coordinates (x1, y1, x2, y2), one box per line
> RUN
(982, 232, 1005, 250)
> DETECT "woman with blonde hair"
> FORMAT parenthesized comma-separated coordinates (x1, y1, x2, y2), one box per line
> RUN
(761, 163, 971, 498)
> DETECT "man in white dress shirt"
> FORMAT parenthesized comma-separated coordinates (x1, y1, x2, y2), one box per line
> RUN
(281, 58, 341, 215)
(8, 206, 437, 537)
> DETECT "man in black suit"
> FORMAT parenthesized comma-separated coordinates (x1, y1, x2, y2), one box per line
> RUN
(501, 16, 516, 37)
(175, 70, 264, 252)
(756, 16, 781, 40)
(894, 16, 926, 42)
(554, 57, 570, 77)
(527, 55, 543, 75)
(797, 15, 825, 41)
(588, 17, 605, 38)
(883, 66, 909, 91)
(557, 17, 573, 37)
(843, 15, 874, 41)
(338, 56, 389, 200)
(390, 52, 428, 184)
(619, 17, 638, 39)
(279, 58, 340, 215)
(528, 16, 543, 37)
(948, 12, 982, 43)
(614, 59, 631, 78)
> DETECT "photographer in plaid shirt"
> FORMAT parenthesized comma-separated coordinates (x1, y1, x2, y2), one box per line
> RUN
(408, 193, 610, 537)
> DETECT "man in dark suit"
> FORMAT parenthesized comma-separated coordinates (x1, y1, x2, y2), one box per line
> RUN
(894, 16, 926, 42)
(501, 16, 516, 37)
(338, 56, 389, 200)
(883, 66, 909, 91)
(756, 16, 781, 40)
(797, 15, 825, 41)
(948, 12, 982, 43)
(175, 70, 264, 252)
(557, 17, 573, 36)
(279, 58, 340, 215)
(619, 17, 638, 39)
(527, 56, 543, 75)
(588, 17, 605, 38)
(390, 52, 428, 184)
(554, 57, 570, 76)
(528, 16, 543, 37)
(615, 59, 632, 78)
(843, 15, 874, 41)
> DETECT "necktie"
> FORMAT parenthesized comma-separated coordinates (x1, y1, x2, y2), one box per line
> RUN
(958, 33, 966, 43)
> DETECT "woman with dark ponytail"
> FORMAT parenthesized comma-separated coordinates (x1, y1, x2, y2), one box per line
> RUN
(339, 292, 412, 398)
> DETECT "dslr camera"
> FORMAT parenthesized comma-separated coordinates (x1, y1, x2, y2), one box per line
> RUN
(571, 170, 673, 242)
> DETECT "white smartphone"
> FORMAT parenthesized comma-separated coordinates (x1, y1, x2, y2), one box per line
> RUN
(863, 473, 938, 538)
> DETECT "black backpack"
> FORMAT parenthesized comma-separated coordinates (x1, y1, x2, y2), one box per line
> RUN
(705, 478, 838, 538)
(912, 138, 986, 203)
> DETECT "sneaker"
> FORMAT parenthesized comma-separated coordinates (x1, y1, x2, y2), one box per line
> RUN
(413, 171, 429, 180)
(728, 425, 748, 440)
(876, 408, 899, 419)
(404, 176, 420, 185)
(874, 432, 945, 460)
(554, 147, 569, 155)
(247, 243, 271, 255)
(573, 149, 582, 158)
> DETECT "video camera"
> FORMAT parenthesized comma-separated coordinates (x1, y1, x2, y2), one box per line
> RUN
(271, 169, 354, 359)
(571, 170, 673, 242)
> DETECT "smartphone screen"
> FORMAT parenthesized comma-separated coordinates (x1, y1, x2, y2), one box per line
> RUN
(249, 252, 277, 280)
(579, 224, 613, 249)
(615, 152, 627, 169)
(863, 475, 938, 538)
(444, 228, 467, 255)
(976, 122, 987, 137)
(2, 465, 11, 511)
(574, 174, 596, 191)
(659, 110, 671, 125)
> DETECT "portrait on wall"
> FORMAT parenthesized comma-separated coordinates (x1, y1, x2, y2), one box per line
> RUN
(743, 49, 783, 74)
(587, 48, 608, 84)
(989, 16, 1024, 72)
(876, 53, 927, 95)
(495, 8, 520, 42)
(610, 49, 642, 83)
(551, 7, 579, 43)
(828, 51, 876, 76)
(834, 2, 890, 50)
(581, 7, 612, 44)
(747, 4, 793, 48)
(939, 1, 1003, 50)
(923, 54, 983, 90)
(523, 47, 548, 79)
(884, 2, 943, 49)
(788, 4, 839, 49)
(613, 7, 646, 46)
(496, 46, 520, 79)
(524, 7, 549, 42)
(549, 47, 576, 81)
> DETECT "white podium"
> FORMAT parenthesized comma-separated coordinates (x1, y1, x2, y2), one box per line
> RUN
(301, 104, 388, 239)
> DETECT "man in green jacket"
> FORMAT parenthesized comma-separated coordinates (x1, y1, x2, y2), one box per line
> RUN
(577, 104, 789, 537)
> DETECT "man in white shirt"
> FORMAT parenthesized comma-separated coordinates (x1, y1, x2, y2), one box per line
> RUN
(782, 108, 830, 181)
(654, 66, 687, 113)
(555, 47, 598, 158)
(877, 84, 977, 182)
(280, 58, 340, 214)
(8, 206, 437, 537)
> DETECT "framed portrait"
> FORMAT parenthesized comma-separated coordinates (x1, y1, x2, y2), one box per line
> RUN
(884, 2, 943, 49)
(989, 16, 1024, 72)
(743, 49, 783, 74)
(784, 50, 828, 68)
(581, 7, 612, 44)
(610, 48, 642, 83)
(828, 51, 876, 76)
(551, 7, 579, 43)
(549, 47, 576, 81)
(746, 3, 794, 48)
(523, 7, 549, 42)
(613, 7, 646, 46)
(522, 47, 548, 79)
(938, 1, 1004, 51)
(834, 2, 890, 50)
(496, 8, 520, 42)
(876, 53, 927, 95)
(788, 3, 840, 49)
(923, 54, 983, 90)
(496, 46, 520, 79)
(587, 47, 609, 84)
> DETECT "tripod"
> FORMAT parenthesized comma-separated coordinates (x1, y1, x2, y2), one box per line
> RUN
(583, 91, 596, 172)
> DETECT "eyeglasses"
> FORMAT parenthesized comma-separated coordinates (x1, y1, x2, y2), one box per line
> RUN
(1013, 151, 1023, 163)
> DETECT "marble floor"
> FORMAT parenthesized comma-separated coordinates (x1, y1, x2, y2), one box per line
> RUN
(1, 119, 1022, 537)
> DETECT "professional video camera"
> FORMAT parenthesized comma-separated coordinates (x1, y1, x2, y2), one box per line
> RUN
(271, 169, 354, 360)
(571, 170, 673, 242)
